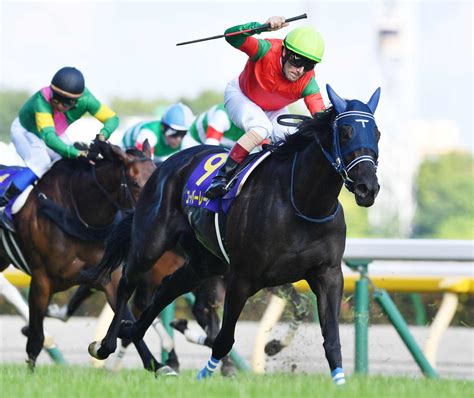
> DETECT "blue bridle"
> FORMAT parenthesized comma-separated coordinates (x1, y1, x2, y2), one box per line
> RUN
(281, 84, 381, 223)
(320, 106, 379, 193)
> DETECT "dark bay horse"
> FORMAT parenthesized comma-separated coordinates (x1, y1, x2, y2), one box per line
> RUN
(88, 85, 381, 384)
(0, 140, 160, 370)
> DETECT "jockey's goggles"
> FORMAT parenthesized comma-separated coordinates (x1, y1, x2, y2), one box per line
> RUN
(163, 126, 187, 138)
(52, 92, 77, 108)
(287, 52, 317, 72)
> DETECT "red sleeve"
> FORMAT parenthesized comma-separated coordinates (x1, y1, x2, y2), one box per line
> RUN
(304, 92, 326, 115)
(238, 36, 260, 58)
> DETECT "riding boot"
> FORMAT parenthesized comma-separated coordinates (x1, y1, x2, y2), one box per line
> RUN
(0, 182, 22, 208)
(0, 167, 37, 208)
(204, 157, 240, 199)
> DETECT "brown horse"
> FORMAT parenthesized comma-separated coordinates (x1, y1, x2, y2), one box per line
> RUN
(0, 140, 158, 370)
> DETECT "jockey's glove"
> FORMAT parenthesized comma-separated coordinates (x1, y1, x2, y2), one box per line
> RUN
(96, 133, 107, 142)
(76, 150, 89, 159)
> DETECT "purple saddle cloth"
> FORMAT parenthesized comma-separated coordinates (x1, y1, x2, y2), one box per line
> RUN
(183, 151, 270, 214)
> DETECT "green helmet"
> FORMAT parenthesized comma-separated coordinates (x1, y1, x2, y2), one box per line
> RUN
(283, 26, 325, 63)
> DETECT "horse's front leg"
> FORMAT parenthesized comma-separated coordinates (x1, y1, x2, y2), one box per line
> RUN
(88, 274, 137, 360)
(197, 274, 253, 380)
(26, 272, 51, 371)
(306, 266, 345, 385)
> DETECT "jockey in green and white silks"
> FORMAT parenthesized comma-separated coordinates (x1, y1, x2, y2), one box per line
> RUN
(0, 66, 119, 231)
(122, 103, 194, 162)
(181, 103, 245, 150)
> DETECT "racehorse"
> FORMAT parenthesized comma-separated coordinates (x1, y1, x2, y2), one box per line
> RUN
(0, 140, 161, 371)
(88, 85, 381, 385)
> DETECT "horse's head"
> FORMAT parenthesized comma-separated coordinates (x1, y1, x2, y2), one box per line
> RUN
(104, 139, 156, 206)
(326, 84, 381, 207)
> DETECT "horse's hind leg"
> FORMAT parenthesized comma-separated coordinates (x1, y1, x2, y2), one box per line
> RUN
(120, 262, 208, 342)
(306, 266, 345, 385)
(197, 274, 253, 380)
(26, 272, 51, 370)
(192, 277, 236, 377)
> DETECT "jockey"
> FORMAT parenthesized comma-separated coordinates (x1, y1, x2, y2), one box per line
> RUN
(181, 103, 244, 150)
(0, 66, 119, 231)
(205, 16, 326, 199)
(122, 102, 194, 162)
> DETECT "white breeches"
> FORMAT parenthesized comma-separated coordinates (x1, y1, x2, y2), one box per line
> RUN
(10, 117, 71, 177)
(224, 77, 295, 143)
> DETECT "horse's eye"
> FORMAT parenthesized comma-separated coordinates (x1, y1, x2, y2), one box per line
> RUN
(131, 181, 140, 188)
(340, 125, 353, 143)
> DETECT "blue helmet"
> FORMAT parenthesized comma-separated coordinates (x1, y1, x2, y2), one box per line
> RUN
(161, 103, 194, 133)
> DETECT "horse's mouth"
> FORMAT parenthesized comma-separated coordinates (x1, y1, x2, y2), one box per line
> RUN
(354, 183, 379, 207)
(355, 194, 376, 207)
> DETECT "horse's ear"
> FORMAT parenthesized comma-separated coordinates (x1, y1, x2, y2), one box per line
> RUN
(142, 139, 152, 158)
(367, 87, 381, 114)
(326, 84, 347, 114)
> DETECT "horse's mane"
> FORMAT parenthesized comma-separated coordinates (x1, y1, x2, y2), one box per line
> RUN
(271, 107, 335, 160)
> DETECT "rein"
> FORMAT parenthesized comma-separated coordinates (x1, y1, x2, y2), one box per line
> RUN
(290, 152, 341, 223)
(69, 157, 150, 228)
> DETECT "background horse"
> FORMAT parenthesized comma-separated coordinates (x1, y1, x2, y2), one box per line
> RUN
(0, 140, 160, 371)
(89, 85, 381, 385)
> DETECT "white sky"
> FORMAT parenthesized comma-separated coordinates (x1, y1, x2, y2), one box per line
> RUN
(0, 0, 472, 150)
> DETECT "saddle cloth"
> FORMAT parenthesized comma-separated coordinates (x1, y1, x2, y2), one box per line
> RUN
(182, 150, 270, 263)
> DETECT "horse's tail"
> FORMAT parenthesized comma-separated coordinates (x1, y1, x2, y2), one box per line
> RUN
(83, 211, 135, 284)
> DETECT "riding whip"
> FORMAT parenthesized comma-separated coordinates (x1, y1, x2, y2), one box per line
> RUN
(176, 14, 307, 46)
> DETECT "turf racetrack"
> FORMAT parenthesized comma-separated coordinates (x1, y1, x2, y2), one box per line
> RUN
(1, 365, 473, 398)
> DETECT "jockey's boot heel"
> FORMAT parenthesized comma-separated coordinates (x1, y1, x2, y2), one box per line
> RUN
(204, 157, 240, 199)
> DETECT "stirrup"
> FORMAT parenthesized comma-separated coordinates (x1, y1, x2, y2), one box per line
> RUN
(205, 182, 229, 199)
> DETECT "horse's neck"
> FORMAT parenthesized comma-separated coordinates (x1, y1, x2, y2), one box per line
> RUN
(68, 164, 123, 225)
(292, 143, 343, 218)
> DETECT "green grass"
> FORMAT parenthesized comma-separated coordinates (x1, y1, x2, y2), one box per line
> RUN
(1, 364, 472, 398)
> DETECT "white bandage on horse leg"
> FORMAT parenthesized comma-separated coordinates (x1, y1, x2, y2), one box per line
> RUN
(152, 318, 175, 352)
(183, 328, 207, 345)
(236, 129, 266, 153)
(0, 273, 29, 319)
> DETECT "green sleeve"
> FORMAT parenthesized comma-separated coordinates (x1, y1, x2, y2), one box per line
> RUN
(302, 77, 320, 97)
(224, 22, 264, 48)
(99, 115, 119, 139)
(41, 128, 79, 158)
(225, 22, 271, 61)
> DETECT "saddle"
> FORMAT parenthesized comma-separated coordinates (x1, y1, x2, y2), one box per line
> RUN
(182, 149, 271, 263)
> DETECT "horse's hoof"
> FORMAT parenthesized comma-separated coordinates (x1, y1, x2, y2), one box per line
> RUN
(165, 359, 180, 373)
(117, 320, 134, 340)
(26, 358, 35, 372)
(155, 365, 179, 377)
(88, 341, 110, 360)
(220, 362, 236, 378)
(331, 367, 346, 385)
(265, 339, 285, 356)
(197, 367, 214, 381)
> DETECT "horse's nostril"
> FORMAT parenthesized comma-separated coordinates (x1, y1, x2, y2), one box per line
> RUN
(355, 184, 368, 198)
